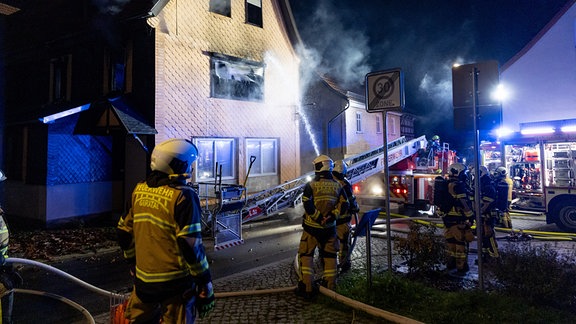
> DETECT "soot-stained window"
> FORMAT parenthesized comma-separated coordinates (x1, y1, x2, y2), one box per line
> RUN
(210, 54, 264, 102)
(210, 0, 231, 17)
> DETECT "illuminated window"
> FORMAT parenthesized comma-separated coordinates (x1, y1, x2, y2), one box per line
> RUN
(210, 0, 231, 17)
(196, 138, 236, 181)
(246, 0, 262, 27)
(376, 115, 382, 134)
(50, 55, 71, 102)
(356, 112, 363, 133)
(210, 54, 264, 102)
(246, 138, 277, 176)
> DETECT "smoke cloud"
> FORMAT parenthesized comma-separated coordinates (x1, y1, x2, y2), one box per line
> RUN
(290, 0, 567, 152)
(295, 0, 372, 90)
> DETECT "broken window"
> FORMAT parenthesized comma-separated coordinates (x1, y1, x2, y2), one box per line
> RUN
(210, 54, 264, 102)
(210, 0, 231, 17)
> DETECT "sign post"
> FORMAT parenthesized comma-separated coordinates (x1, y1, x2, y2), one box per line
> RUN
(365, 69, 404, 281)
(452, 61, 500, 290)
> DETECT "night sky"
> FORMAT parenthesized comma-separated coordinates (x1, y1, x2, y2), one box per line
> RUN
(288, 0, 570, 153)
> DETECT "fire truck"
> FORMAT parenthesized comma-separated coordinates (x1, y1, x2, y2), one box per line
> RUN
(352, 137, 457, 213)
(481, 135, 576, 232)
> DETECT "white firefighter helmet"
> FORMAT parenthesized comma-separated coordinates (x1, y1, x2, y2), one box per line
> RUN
(313, 155, 334, 172)
(479, 166, 489, 178)
(494, 166, 507, 178)
(150, 139, 198, 175)
(449, 163, 467, 177)
(333, 160, 348, 176)
(0, 170, 6, 182)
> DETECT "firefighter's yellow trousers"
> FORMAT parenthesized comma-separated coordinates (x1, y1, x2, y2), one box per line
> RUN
(297, 230, 338, 292)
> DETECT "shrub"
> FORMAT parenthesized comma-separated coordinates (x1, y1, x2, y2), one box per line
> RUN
(485, 242, 576, 312)
(393, 221, 445, 275)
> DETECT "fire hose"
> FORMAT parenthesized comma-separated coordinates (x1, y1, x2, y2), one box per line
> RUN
(4, 257, 128, 323)
(5, 256, 422, 324)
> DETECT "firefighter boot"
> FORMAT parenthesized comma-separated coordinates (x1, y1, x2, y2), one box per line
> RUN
(294, 281, 317, 301)
(339, 261, 351, 274)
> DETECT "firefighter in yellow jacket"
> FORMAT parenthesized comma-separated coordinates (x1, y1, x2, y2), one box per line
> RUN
(0, 170, 18, 324)
(296, 155, 348, 300)
(117, 139, 214, 323)
(332, 160, 359, 274)
(443, 163, 475, 276)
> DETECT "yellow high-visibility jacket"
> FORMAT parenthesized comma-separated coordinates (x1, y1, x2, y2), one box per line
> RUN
(302, 173, 348, 229)
(117, 172, 211, 300)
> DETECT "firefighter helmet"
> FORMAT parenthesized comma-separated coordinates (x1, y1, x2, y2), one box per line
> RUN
(313, 155, 334, 172)
(449, 163, 467, 178)
(494, 166, 507, 178)
(479, 166, 489, 178)
(150, 139, 198, 175)
(333, 160, 348, 176)
(431, 135, 440, 141)
(0, 170, 6, 182)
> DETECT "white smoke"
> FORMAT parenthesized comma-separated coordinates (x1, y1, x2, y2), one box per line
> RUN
(296, 0, 372, 89)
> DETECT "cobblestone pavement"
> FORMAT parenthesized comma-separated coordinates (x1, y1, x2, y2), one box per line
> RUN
(93, 212, 574, 324)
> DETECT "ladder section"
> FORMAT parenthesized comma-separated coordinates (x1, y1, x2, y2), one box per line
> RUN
(345, 135, 427, 185)
(241, 135, 427, 223)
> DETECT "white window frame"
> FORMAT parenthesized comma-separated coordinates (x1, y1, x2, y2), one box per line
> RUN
(356, 112, 363, 133)
(195, 138, 236, 181)
(246, 0, 263, 27)
(246, 138, 278, 176)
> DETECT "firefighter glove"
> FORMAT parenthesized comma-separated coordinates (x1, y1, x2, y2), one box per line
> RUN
(196, 282, 215, 319)
(321, 212, 336, 225)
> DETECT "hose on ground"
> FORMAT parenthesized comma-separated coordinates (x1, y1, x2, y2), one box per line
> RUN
(291, 254, 423, 324)
(387, 212, 576, 241)
(6, 288, 96, 324)
(5, 257, 127, 299)
(318, 285, 424, 324)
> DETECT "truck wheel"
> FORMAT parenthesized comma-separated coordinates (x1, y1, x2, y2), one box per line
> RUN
(555, 203, 576, 233)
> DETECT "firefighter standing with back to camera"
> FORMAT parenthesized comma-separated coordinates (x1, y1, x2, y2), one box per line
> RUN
(477, 166, 499, 262)
(296, 155, 348, 299)
(117, 139, 215, 323)
(332, 160, 360, 274)
(494, 166, 513, 228)
(440, 163, 475, 276)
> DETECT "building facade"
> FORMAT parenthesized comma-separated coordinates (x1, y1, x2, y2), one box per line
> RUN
(299, 73, 403, 173)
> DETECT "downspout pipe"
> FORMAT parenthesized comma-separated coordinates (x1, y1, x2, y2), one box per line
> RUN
(327, 100, 350, 158)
